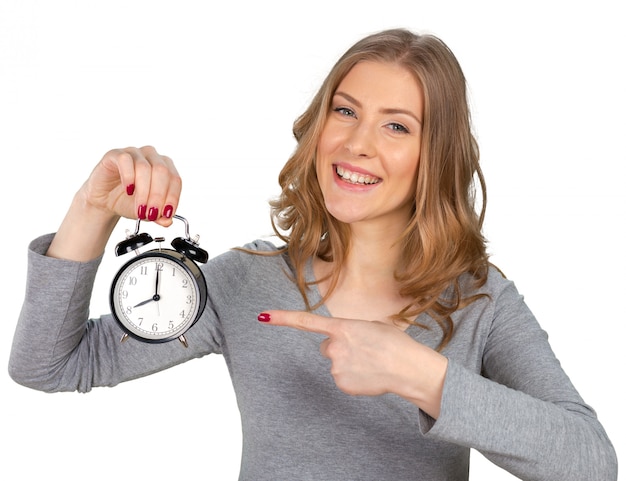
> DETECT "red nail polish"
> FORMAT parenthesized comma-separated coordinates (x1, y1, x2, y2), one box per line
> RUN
(138, 204, 147, 220)
(258, 313, 271, 322)
(163, 205, 173, 218)
(148, 207, 159, 221)
(126, 184, 135, 196)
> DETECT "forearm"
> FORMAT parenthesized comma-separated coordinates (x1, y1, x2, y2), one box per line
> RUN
(424, 361, 618, 480)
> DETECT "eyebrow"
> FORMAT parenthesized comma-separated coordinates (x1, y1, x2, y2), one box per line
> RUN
(334, 91, 422, 125)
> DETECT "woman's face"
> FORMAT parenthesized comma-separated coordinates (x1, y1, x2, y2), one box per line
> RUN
(316, 60, 424, 231)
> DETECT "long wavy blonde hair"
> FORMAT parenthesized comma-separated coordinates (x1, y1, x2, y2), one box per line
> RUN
(269, 28, 489, 349)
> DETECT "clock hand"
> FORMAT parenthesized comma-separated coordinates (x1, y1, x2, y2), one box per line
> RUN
(133, 297, 154, 308)
(134, 269, 162, 308)
(154, 268, 161, 301)
(154, 267, 161, 316)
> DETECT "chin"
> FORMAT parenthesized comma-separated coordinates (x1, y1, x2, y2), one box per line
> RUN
(325, 205, 367, 225)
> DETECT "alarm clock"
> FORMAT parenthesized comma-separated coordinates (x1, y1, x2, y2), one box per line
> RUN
(109, 215, 208, 347)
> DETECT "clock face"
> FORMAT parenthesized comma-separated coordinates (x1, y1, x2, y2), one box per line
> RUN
(110, 250, 204, 342)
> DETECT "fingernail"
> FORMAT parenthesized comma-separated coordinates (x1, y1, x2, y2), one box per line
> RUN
(126, 184, 135, 196)
(163, 204, 173, 218)
(258, 313, 271, 323)
(148, 207, 159, 221)
(138, 204, 147, 220)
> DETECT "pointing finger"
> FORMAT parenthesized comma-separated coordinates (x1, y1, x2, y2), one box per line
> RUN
(258, 310, 337, 336)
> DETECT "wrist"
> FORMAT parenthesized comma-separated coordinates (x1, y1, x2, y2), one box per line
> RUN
(46, 189, 120, 261)
(72, 186, 121, 228)
(397, 348, 448, 420)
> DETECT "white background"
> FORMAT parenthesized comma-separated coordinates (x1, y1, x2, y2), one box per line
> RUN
(1, 1, 624, 479)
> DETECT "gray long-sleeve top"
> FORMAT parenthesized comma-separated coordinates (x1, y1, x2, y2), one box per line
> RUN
(9, 234, 618, 480)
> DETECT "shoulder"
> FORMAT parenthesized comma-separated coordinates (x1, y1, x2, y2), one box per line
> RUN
(459, 264, 519, 300)
(203, 238, 290, 282)
(208, 238, 286, 265)
(239, 238, 286, 254)
(464, 264, 539, 335)
(200, 238, 300, 308)
(454, 264, 530, 325)
(484, 265, 528, 309)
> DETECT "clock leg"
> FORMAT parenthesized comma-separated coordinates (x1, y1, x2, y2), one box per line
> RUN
(178, 335, 189, 348)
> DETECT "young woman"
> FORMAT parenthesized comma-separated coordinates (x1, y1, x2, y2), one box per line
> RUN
(9, 28, 617, 480)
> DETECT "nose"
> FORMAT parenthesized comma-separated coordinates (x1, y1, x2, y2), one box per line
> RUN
(345, 120, 376, 158)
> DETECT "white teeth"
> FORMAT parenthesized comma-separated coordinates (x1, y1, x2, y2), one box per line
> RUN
(336, 166, 380, 185)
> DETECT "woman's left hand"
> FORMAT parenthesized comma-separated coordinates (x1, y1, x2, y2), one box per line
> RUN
(258, 310, 448, 418)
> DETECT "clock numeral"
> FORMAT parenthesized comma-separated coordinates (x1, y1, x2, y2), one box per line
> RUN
(181, 279, 189, 288)
(122, 290, 129, 299)
(171, 267, 176, 277)
(155, 262, 164, 272)
(179, 309, 185, 318)
(151, 323, 159, 332)
(186, 295, 192, 305)
(140, 266, 148, 275)
(129, 276, 138, 286)
(168, 321, 174, 329)
(125, 306, 133, 315)
(138, 317, 144, 326)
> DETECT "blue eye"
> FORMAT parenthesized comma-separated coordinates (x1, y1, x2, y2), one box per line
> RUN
(388, 122, 409, 134)
(333, 107, 356, 117)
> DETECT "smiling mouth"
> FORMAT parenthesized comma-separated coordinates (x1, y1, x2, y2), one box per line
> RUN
(335, 165, 381, 185)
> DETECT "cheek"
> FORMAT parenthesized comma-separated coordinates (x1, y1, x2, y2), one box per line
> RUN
(396, 147, 421, 180)
(393, 149, 421, 198)
(316, 129, 340, 178)
(317, 119, 346, 156)
(316, 136, 332, 161)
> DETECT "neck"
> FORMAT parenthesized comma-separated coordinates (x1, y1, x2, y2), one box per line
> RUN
(318, 218, 407, 293)
(346, 230, 401, 278)
(313, 219, 413, 324)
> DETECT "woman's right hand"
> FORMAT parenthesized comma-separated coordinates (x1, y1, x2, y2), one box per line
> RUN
(47, 146, 182, 261)
(83, 145, 182, 227)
